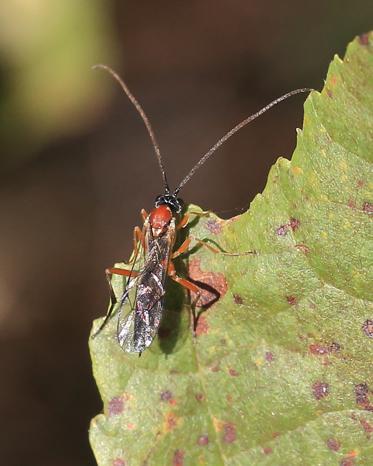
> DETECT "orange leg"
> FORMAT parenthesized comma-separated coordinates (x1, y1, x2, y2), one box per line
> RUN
(168, 261, 200, 293)
(105, 267, 139, 303)
(176, 213, 189, 230)
(130, 226, 145, 263)
(168, 261, 201, 334)
(141, 209, 148, 222)
(106, 267, 139, 278)
(171, 237, 192, 259)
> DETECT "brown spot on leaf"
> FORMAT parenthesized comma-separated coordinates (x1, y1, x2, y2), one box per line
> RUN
(109, 396, 124, 416)
(262, 447, 273, 455)
(188, 258, 227, 307)
(286, 295, 297, 305)
(229, 368, 240, 377)
(197, 434, 209, 446)
(329, 341, 341, 352)
(309, 344, 329, 355)
(355, 383, 373, 411)
(309, 342, 341, 356)
(326, 88, 333, 98)
(265, 351, 274, 362)
(363, 202, 373, 214)
(330, 75, 337, 86)
(357, 179, 365, 188)
(164, 412, 180, 431)
(205, 218, 223, 234)
(233, 293, 243, 304)
(226, 394, 233, 403)
(312, 381, 329, 400)
(173, 449, 184, 466)
(348, 199, 356, 209)
(341, 451, 358, 466)
(295, 243, 310, 254)
(327, 438, 341, 451)
(195, 393, 204, 402)
(290, 218, 300, 231)
(213, 417, 224, 432)
(112, 459, 126, 466)
(195, 315, 209, 336)
(362, 319, 373, 337)
(359, 33, 369, 45)
(340, 458, 355, 466)
(223, 422, 237, 443)
(276, 218, 300, 236)
(210, 363, 220, 372)
(360, 417, 373, 438)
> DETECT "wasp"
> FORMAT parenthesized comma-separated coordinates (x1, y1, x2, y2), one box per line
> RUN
(92, 64, 311, 353)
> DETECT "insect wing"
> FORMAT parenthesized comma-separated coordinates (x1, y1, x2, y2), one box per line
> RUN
(117, 273, 164, 353)
(117, 220, 176, 353)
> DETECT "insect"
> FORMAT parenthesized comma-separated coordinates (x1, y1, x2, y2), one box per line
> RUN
(92, 64, 311, 353)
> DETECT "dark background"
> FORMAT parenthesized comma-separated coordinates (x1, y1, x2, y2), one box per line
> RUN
(0, 2, 371, 465)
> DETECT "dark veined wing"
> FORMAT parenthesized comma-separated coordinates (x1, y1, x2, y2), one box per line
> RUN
(117, 219, 176, 353)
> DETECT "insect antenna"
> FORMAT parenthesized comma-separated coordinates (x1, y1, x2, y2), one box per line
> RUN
(93, 64, 170, 193)
(174, 87, 312, 195)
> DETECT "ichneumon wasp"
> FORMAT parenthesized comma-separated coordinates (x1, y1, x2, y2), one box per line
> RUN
(92, 64, 311, 353)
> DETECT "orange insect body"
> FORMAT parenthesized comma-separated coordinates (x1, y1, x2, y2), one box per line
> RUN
(149, 205, 173, 236)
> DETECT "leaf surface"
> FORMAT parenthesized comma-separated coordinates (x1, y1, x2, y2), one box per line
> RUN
(90, 34, 373, 466)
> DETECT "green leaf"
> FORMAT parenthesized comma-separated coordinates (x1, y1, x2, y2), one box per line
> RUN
(89, 33, 373, 466)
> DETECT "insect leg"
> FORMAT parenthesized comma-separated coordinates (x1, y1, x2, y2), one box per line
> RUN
(176, 213, 189, 230)
(129, 226, 145, 263)
(92, 267, 139, 338)
(191, 236, 256, 256)
(168, 261, 201, 334)
(140, 209, 148, 222)
(171, 236, 192, 259)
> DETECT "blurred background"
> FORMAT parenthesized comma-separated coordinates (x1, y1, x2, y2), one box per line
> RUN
(0, 1, 371, 465)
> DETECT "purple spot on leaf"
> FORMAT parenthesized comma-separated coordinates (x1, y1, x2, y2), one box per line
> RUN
(355, 383, 373, 411)
(359, 33, 369, 45)
(360, 417, 373, 438)
(197, 434, 209, 446)
(276, 225, 288, 236)
(363, 202, 373, 214)
(286, 295, 297, 305)
(223, 422, 236, 443)
(172, 449, 184, 466)
(160, 390, 173, 402)
(205, 219, 222, 234)
(312, 381, 329, 400)
(327, 438, 340, 451)
(109, 397, 124, 416)
(265, 351, 274, 362)
(362, 319, 373, 338)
